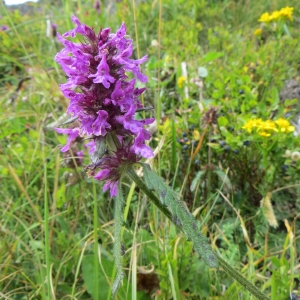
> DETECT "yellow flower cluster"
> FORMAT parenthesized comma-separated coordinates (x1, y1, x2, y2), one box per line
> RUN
(275, 118, 295, 132)
(242, 118, 295, 137)
(177, 76, 186, 88)
(258, 6, 294, 23)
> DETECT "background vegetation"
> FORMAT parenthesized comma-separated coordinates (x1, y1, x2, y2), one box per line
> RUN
(1, 0, 300, 299)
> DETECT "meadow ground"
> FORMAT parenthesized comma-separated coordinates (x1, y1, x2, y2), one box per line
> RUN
(1, 0, 300, 299)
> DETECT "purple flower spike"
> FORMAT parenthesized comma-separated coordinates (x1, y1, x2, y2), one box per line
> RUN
(89, 55, 115, 88)
(55, 16, 155, 197)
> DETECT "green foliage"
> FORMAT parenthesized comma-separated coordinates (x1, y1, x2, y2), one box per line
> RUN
(82, 255, 147, 300)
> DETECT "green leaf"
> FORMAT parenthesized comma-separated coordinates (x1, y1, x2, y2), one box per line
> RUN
(207, 143, 220, 149)
(142, 164, 218, 269)
(56, 184, 66, 208)
(82, 255, 119, 299)
(270, 256, 281, 268)
(191, 171, 205, 192)
(214, 169, 232, 190)
(218, 116, 229, 127)
(203, 52, 224, 63)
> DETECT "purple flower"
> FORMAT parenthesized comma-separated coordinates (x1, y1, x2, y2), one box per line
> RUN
(51, 23, 57, 37)
(76, 151, 84, 164)
(93, 111, 111, 136)
(89, 55, 115, 88)
(55, 127, 80, 152)
(93, 0, 101, 14)
(131, 129, 153, 158)
(86, 137, 142, 197)
(55, 16, 154, 197)
(0, 25, 9, 31)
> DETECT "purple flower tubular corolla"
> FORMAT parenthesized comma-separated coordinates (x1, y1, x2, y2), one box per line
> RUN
(55, 16, 154, 197)
(86, 138, 141, 197)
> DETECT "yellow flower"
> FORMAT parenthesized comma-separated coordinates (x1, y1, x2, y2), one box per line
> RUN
(258, 7, 294, 23)
(259, 131, 271, 137)
(269, 10, 281, 21)
(242, 120, 254, 132)
(258, 12, 272, 23)
(254, 28, 262, 36)
(242, 118, 263, 133)
(258, 120, 278, 132)
(177, 76, 186, 88)
(256, 120, 277, 137)
(243, 119, 278, 137)
(279, 6, 294, 21)
(275, 118, 295, 133)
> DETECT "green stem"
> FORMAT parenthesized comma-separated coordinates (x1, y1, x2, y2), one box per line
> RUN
(262, 35, 280, 103)
(126, 167, 270, 300)
(112, 183, 125, 297)
(93, 183, 99, 300)
(44, 160, 50, 299)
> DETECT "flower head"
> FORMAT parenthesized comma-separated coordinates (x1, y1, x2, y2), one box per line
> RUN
(177, 76, 186, 88)
(258, 6, 294, 23)
(258, 120, 278, 133)
(258, 12, 271, 23)
(242, 118, 263, 133)
(242, 117, 295, 138)
(275, 118, 295, 133)
(55, 16, 154, 197)
(278, 6, 294, 21)
(291, 151, 300, 161)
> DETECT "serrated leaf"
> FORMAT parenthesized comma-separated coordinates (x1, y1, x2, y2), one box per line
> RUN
(143, 164, 218, 269)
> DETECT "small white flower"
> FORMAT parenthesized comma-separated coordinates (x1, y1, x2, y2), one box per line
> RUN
(283, 149, 291, 157)
(151, 39, 158, 47)
(291, 151, 300, 161)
